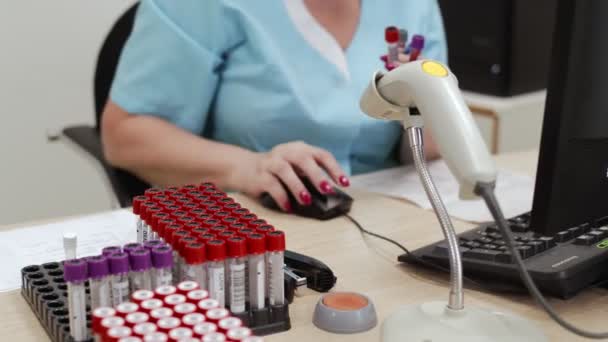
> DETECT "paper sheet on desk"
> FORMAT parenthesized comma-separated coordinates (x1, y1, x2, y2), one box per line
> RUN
(351, 160, 534, 223)
(0, 209, 136, 292)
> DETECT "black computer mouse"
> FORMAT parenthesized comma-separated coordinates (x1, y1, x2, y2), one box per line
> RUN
(260, 177, 353, 220)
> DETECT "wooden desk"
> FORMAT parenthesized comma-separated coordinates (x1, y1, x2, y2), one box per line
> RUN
(2, 150, 607, 341)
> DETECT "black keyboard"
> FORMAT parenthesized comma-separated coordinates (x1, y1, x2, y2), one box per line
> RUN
(402, 212, 608, 299)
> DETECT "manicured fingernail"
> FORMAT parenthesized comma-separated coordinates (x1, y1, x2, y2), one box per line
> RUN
(320, 181, 335, 194)
(299, 191, 312, 205)
(339, 175, 350, 187)
(284, 201, 292, 213)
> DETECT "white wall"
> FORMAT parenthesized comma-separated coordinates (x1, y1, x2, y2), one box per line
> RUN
(0, 0, 136, 225)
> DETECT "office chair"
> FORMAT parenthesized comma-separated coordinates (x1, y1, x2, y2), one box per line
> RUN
(62, 2, 148, 208)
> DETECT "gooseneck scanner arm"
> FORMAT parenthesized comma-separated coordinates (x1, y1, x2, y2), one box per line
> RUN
(360, 60, 497, 311)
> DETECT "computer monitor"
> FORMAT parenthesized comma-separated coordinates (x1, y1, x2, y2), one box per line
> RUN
(531, 0, 608, 236)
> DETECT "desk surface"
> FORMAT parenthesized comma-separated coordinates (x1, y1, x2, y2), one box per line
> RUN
(3, 150, 607, 341)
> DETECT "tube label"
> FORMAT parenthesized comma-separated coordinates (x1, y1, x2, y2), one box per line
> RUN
(112, 280, 129, 306)
(68, 285, 89, 340)
(208, 266, 225, 307)
(229, 263, 246, 313)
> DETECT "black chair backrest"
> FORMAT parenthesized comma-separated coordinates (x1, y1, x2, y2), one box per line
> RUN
(94, 3, 140, 131)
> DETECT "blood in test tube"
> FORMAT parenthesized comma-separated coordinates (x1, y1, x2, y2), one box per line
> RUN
(87, 255, 112, 309)
(226, 237, 247, 314)
(129, 248, 153, 291)
(64, 259, 89, 341)
(247, 234, 267, 310)
(151, 245, 174, 288)
(266, 231, 286, 306)
(109, 252, 131, 306)
(182, 242, 207, 290)
(206, 240, 227, 307)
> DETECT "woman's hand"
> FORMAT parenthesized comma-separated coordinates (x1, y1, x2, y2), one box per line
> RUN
(228, 141, 350, 212)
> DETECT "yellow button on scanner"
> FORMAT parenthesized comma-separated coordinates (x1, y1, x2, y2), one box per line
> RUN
(422, 61, 448, 77)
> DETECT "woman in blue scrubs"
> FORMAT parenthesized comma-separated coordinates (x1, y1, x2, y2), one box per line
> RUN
(102, 0, 447, 212)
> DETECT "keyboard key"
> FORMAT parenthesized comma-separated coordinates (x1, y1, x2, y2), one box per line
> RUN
(496, 252, 513, 263)
(537, 236, 556, 249)
(434, 243, 471, 256)
(527, 241, 545, 254)
(568, 226, 583, 237)
(493, 240, 506, 246)
(574, 235, 595, 245)
(517, 236, 533, 243)
(516, 245, 534, 259)
(488, 232, 503, 240)
(498, 245, 508, 251)
(475, 237, 494, 244)
(588, 231, 604, 242)
(485, 224, 499, 233)
(463, 248, 501, 261)
(482, 244, 498, 250)
(465, 241, 481, 249)
(556, 231, 571, 242)
(579, 223, 591, 233)
(510, 222, 530, 233)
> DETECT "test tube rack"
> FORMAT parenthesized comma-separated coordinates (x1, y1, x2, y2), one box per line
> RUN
(21, 262, 93, 342)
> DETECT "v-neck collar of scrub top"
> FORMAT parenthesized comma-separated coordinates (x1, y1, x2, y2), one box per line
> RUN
(283, 0, 366, 82)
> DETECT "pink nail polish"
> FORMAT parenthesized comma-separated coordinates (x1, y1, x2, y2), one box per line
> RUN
(299, 191, 312, 205)
(339, 175, 350, 187)
(320, 181, 335, 194)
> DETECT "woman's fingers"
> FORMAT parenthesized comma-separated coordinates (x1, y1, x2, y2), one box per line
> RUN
(269, 159, 311, 206)
(260, 173, 291, 212)
(312, 148, 350, 187)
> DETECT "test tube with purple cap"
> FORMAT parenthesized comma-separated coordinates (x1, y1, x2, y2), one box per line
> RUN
(109, 252, 131, 306)
(129, 248, 153, 291)
(151, 245, 174, 288)
(64, 259, 89, 341)
(87, 255, 112, 309)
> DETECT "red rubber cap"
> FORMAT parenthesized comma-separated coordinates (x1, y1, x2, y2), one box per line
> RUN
(221, 217, 239, 226)
(157, 218, 176, 238)
(385, 26, 399, 43)
(184, 222, 202, 233)
(144, 188, 163, 197)
(145, 206, 162, 224)
(151, 212, 169, 233)
(169, 229, 189, 247)
(132, 196, 148, 215)
(180, 184, 198, 193)
(197, 233, 216, 245)
(219, 231, 235, 240)
(247, 233, 266, 255)
(210, 225, 228, 235)
(181, 202, 198, 212)
(162, 205, 181, 215)
(206, 239, 227, 261)
(195, 213, 213, 223)
(163, 223, 182, 243)
(178, 236, 198, 256)
(236, 228, 255, 238)
(170, 210, 188, 220)
(266, 230, 286, 252)
(202, 219, 220, 229)
(184, 242, 206, 264)
(226, 237, 247, 258)
(213, 211, 230, 220)
(189, 208, 205, 217)
(141, 201, 156, 219)
(239, 213, 258, 224)
(256, 224, 275, 234)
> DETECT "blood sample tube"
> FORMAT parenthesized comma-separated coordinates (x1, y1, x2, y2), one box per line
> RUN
(133, 322, 157, 338)
(154, 285, 177, 300)
(140, 201, 157, 242)
(266, 231, 286, 306)
(243, 337, 264, 342)
(143, 332, 169, 342)
(170, 230, 190, 279)
(150, 212, 170, 240)
(131, 289, 154, 304)
(193, 322, 218, 338)
(107, 326, 132, 341)
(87, 255, 112, 309)
(178, 236, 198, 281)
(183, 242, 207, 289)
(164, 293, 187, 309)
(123, 243, 144, 255)
(101, 316, 125, 341)
(169, 327, 194, 341)
(226, 237, 247, 314)
(157, 218, 176, 241)
(247, 234, 266, 310)
(409, 34, 425, 61)
(133, 196, 147, 243)
(202, 332, 227, 342)
(173, 302, 197, 319)
(116, 302, 140, 318)
(182, 313, 206, 329)
(157, 317, 181, 334)
(129, 248, 153, 291)
(120, 336, 143, 342)
(385, 26, 400, 66)
(398, 28, 408, 51)
(226, 327, 252, 341)
(64, 259, 89, 341)
(92, 307, 116, 342)
(102, 246, 122, 257)
(206, 239, 227, 307)
(109, 252, 131, 306)
(150, 307, 174, 322)
(126, 312, 150, 328)
(218, 317, 242, 333)
(151, 245, 174, 288)
(177, 280, 200, 294)
(140, 298, 164, 314)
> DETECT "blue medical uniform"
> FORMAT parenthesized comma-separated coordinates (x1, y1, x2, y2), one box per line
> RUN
(110, 0, 447, 175)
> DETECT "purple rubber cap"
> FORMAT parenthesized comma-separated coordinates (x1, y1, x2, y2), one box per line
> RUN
(144, 239, 165, 251)
(102, 246, 122, 257)
(123, 242, 144, 255)
(129, 248, 152, 271)
(87, 255, 109, 279)
(411, 34, 425, 50)
(63, 259, 88, 283)
(151, 245, 174, 269)
(109, 252, 130, 275)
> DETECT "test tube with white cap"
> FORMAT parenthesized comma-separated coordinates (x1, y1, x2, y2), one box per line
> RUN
(143, 332, 169, 342)
(151, 245, 173, 288)
(87, 255, 112, 309)
(243, 337, 264, 342)
(133, 322, 157, 338)
(169, 327, 194, 341)
(193, 322, 218, 338)
(129, 248, 153, 291)
(63, 259, 89, 341)
(246, 233, 267, 311)
(107, 326, 132, 341)
(63, 233, 77, 260)
(205, 240, 227, 307)
(226, 237, 247, 314)
(265, 231, 286, 306)
(226, 327, 253, 341)
(92, 307, 116, 342)
(109, 252, 131, 306)
(202, 332, 227, 342)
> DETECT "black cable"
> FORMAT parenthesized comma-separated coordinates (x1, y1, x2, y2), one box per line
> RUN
(344, 214, 518, 294)
(476, 182, 608, 339)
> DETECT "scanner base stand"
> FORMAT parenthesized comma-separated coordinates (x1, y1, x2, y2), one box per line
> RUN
(382, 301, 546, 342)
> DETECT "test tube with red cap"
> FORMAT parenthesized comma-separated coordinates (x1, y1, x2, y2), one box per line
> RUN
(226, 237, 247, 314)
(129, 248, 153, 291)
(266, 231, 286, 306)
(247, 234, 266, 311)
(169, 327, 194, 341)
(87, 255, 112, 309)
(206, 239, 227, 307)
(177, 236, 198, 281)
(125, 312, 150, 328)
(116, 302, 140, 318)
(385, 26, 400, 66)
(132, 196, 148, 243)
(182, 242, 207, 289)
(193, 322, 218, 338)
(109, 252, 131, 306)
(170, 230, 189, 280)
(218, 317, 242, 333)
(140, 298, 164, 314)
(182, 312, 206, 329)
(64, 259, 89, 341)
(202, 332, 227, 342)
(133, 322, 157, 338)
(227, 327, 253, 341)
(143, 332, 169, 342)
(150, 212, 169, 240)
(100, 316, 125, 341)
(131, 289, 154, 304)
(92, 307, 116, 341)
(107, 326, 133, 341)
(151, 245, 174, 288)
(141, 202, 160, 243)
